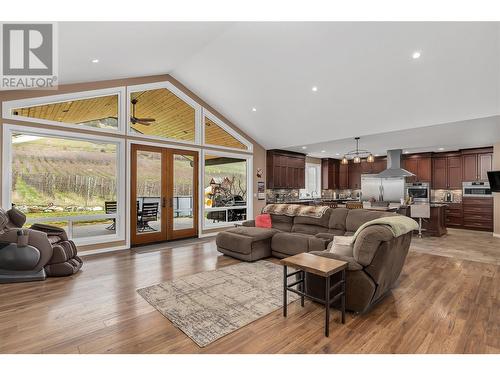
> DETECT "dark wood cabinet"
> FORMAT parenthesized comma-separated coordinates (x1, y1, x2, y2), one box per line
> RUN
(432, 157, 447, 189)
(321, 158, 339, 190)
(431, 154, 462, 189)
(462, 197, 493, 231)
(372, 158, 387, 174)
(338, 163, 348, 190)
(445, 203, 463, 228)
(348, 163, 361, 189)
(403, 155, 431, 183)
(266, 150, 305, 189)
(462, 148, 493, 182)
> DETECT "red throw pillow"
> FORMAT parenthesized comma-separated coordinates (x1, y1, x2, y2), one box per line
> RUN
(255, 213, 272, 228)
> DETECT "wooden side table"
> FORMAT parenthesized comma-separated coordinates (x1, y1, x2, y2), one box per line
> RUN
(281, 253, 347, 337)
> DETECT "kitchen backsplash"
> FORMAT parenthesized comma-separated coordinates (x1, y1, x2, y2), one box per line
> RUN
(266, 189, 300, 202)
(322, 189, 361, 199)
(431, 189, 462, 203)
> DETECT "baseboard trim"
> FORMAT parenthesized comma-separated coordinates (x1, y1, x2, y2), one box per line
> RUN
(79, 245, 129, 257)
(493, 233, 500, 238)
(199, 232, 219, 238)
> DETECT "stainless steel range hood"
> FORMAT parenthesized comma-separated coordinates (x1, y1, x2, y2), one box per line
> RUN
(376, 149, 415, 178)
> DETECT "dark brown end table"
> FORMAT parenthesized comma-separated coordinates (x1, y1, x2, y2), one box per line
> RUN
(281, 253, 347, 337)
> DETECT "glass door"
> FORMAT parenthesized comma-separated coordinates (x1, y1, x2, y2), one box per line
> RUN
(131, 145, 198, 246)
(131, 144, 167, 245)
(167, 149, 199, 240)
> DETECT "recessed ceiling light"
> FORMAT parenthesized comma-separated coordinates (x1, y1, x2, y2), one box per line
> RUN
(311, 86, 318, 92)
(301, 146, 307, 150)
(404, 151, 409, 154)
(438, 147, 445, 151)
(251, 107, 257, 112)
(412, 51, 421, 59)
(91, 59, 99, 63)
(375, 154, 379, 157)
(321, 150, 325, 153)
(335, 153, 340, 156)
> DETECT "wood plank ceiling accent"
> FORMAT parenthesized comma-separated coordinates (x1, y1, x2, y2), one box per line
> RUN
(12, 87, 250, 150)
(204, 117, 247, 150)
(13, 95, 118, 127)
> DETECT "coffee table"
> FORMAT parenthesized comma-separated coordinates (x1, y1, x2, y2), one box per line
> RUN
(281, 252, 347, 337)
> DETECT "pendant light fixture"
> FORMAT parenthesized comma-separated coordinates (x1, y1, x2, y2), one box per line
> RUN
(340, 137, 374, 164)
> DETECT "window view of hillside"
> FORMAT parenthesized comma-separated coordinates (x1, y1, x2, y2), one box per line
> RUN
(11, 134, 118, 220)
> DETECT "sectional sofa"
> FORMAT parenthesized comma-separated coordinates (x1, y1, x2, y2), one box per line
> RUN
(216, 206, 413, 312)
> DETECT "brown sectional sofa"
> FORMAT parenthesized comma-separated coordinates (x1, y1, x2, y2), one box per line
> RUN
(216, 206, 413, 313)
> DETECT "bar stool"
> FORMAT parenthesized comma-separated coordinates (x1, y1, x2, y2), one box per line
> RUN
(410, 204, 430, 238)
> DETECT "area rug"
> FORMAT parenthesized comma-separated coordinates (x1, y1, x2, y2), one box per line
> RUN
(137, 260, 299, 347)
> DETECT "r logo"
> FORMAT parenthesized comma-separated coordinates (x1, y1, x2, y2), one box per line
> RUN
(2, 23, 53, 76)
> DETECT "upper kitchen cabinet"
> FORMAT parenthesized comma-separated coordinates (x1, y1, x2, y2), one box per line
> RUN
(266, 150, 306, 189)
(432, 153, 462, 189)
(462, 148, 493, 182)
(321, 158, 339, 190)
(348, 163, 361, 189)
(403, 154, 432, 183)
(338, 163, 349, 189)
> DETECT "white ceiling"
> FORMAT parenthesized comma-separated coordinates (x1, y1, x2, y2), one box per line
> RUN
(58, 22, 500, 149)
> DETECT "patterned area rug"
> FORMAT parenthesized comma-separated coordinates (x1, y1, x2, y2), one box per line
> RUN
(137, 261, 299, 347)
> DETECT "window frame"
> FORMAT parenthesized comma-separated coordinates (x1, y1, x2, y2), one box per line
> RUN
(202, 108, 253, 153)
(300, 162, 322, 198)
(2, 123, 126, 246)
(201, 149, 253, 230)
(126, 81, 202, 145)
(1, 87, 127, 135)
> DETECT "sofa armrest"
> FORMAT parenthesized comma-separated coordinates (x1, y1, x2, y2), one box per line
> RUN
(241, 220, 255, 227)
(352, 225, 394, 266)
(309, 250, 363, 271)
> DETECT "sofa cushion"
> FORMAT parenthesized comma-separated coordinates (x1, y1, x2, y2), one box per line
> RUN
(270, 214, 293, 232)
(271, 232, 327, 256)
(328, 235, 354, 257)
(345, 209, 396, 233)
(353, 225, 394, 266)
(216, 227, 277, 255)
(328, 208, 349, 232)
(309, 251, 363, 271)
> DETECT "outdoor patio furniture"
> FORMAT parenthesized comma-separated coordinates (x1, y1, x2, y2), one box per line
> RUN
(104, 201, 117, 230)
(138, 202, 159, 232)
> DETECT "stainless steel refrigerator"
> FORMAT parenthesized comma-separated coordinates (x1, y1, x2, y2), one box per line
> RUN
(361, 174, 405, 203)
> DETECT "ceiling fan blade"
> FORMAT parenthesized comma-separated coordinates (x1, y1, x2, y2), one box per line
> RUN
(136, 120, 154, 126)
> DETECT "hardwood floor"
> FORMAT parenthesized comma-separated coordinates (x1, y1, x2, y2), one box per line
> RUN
(1, 230, 499, 354)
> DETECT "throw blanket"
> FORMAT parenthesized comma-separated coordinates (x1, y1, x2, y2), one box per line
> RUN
(262, 204, 329, 218)
(352, 216, 419, 242)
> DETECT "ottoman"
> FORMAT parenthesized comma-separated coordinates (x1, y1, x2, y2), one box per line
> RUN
(216, 226, 278, 261)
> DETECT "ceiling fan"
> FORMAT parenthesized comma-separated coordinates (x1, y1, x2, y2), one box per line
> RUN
(130, 98, 155, 126)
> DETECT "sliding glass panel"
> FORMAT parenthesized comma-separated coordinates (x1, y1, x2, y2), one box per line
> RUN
(129, 88, 195, 142)
(135, 150, 162, 234)
(11, 95, 119, 130)
(204, 154, 247, 228)
(11, 133, 118, 239)
(173, 154, 195, 231)
(204, 117, 248, 150)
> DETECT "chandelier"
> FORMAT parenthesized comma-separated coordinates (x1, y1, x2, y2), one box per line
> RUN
(340, 137, 374, 165)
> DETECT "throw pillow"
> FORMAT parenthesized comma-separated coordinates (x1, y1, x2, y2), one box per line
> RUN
(255, 213, 272, 228)
(329, 235, 354, 257)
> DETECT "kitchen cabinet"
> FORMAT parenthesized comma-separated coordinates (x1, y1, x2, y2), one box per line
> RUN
(403, 155, 432, 183)
(266, 150, 305, 189)
(338, 164, 348, 190)
(321, 158, 339, 190)
(462, 197, 493, 231)
(432, 154, 462, 189)
(444, 203, 463, 228)
(348, 163, 361, 189)
(462, 148, 493, 182)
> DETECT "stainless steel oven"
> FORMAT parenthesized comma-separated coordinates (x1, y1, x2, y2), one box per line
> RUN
(405, 182, 430, 203)
(462, 181, 492, 197)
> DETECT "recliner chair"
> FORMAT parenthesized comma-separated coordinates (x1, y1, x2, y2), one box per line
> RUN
(0, 207, 83, 283)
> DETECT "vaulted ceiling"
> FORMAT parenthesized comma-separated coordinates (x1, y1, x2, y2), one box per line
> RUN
(58, 22, 500, 150)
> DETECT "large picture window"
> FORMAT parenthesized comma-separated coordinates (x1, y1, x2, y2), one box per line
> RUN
(203, 153, 250, 228)
(4, 126, 124, 244)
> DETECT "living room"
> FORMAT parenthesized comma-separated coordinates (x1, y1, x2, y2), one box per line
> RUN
(1, 1, 500, 373)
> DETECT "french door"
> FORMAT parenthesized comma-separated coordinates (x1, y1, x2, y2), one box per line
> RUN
(131, 144, 198, 245)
